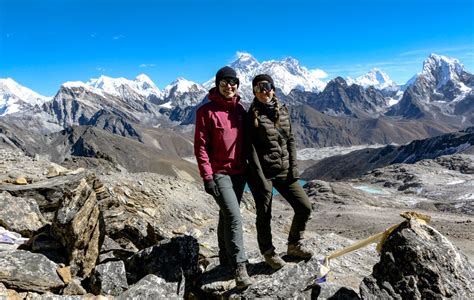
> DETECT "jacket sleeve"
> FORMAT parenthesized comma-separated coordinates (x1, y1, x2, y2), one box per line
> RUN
(194, 107, 213, 181)
(245, 111, 270, 190)
(286, 108, 300, 179)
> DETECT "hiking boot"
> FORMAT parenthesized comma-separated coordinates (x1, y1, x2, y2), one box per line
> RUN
(234, 262, 252, 289)
(287, 243, 313, 259)
(263, 250, 286, 270)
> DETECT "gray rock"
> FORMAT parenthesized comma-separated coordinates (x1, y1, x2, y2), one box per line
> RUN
(117, 274, 183, 299)
(0, 191, 46, 237)
(61, 278, 87, 296)
(125, 235, 200, 293)
(0, 250, 64, 293)
(50, 174, 105, 278)
(236, 257, 325, 298)
(98, 235, 134, 264)
(0, 173, 89, 221)
(360, 219, 474, 299)
(90, 261, 128, 296)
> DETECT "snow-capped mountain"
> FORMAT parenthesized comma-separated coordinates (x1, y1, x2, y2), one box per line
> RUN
(162, 77, 207, 108)
(387, 53, 473, 121)
(346, 68, 398, 91)
(0, 78, 51, 116)
(204, 52, 327, 102)
(86, 74, 163, 100)
(29, 74, 166, 129)
(307, 77, 388, 117)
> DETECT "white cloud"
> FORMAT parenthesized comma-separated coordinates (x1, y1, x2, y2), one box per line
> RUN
(113, 35, 125, 40)
(139, 64, 156, 68)
(310, 69, 328, 79)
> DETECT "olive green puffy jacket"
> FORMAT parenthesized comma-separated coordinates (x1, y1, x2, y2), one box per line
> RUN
(247, 98, 298, 180)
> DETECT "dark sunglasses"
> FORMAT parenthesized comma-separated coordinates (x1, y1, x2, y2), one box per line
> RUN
(253, 82, 274, 93)
(219, 78, 239, 87)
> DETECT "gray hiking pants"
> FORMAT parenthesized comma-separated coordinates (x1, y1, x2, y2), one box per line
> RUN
(213, 173, 248, 265)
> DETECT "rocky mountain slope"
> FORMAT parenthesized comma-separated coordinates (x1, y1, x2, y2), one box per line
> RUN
(302, 126, 474, 180)
(1, 53, 472, 151)
(0, 146, 472, 298)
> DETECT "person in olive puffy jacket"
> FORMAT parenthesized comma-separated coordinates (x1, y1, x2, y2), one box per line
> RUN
(194, 66, 252, 289)
(247, 74, 313, 270)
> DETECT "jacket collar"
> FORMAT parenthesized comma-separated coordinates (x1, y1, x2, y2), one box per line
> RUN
(208, 87, 240, 110)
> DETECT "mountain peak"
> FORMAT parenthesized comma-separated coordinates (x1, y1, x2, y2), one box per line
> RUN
(135, 74, 157, 90)
(135, 74, 153, 83)
(164, 77, 202, 94)
(232, 52, 259, 71)
(1, 78, 50, 115)
(283, 56, 299, 66)
(346, 68, 396, 90)
(421, 53, 465, 87)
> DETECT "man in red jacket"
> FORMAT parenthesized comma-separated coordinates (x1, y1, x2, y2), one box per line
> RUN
(194, 66, 252, 289)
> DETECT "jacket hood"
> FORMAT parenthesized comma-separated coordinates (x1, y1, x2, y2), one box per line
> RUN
(208, 87, 241, 110)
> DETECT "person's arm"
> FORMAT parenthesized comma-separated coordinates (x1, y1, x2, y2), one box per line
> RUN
(245, 111, 270, 189)
(194, 107, 213, 181)
(286, 108, 300, 180)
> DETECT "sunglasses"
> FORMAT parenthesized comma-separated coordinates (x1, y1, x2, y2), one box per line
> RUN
(219, 78, 239, 87)
(253, 82, 274, 93)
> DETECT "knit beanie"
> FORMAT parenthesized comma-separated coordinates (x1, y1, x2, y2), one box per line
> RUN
(215, 66, 239, 87)
(252, 74, 274, 87)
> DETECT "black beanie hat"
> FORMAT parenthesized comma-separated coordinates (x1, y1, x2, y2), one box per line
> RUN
(252, 74, 274, 87)
(215, 66, 239, 87)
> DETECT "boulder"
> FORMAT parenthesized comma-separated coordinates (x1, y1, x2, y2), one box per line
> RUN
(50, 174, 105, 278)
(0, 173, 90, 221)
(117, 274, 184, 299)
(360, 219, 474, 299)
(0, 191, 46, 237)
(90, 261, 128, 296)
(125, 235, 200, 294)
(0, 250, 65, 293)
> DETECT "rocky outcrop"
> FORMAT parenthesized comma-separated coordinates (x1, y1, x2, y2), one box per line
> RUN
(50, 173, 105, 278)
(302, 127, 473, 181)
(360, 219, 474, 299)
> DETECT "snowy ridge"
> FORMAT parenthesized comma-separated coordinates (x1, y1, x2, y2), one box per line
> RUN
(204, 52, 327, 101)
(0, 78, 51, 116)
(87, 74, 162, 99)
(346, 68, 398, 90)
(162, 77, 207, 107)
(163, 77, 203, 95)
(405, 53, 471, 93)
(421, 53, 464, 88)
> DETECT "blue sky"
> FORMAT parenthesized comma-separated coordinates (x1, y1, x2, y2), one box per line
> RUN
(1, 0, 473, 96)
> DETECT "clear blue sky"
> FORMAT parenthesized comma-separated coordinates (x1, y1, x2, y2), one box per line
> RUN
(1, 0, 473, 96)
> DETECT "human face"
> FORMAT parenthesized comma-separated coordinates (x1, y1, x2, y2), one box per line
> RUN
(254, 81, 274, 103)
(218, 78, 238, 99)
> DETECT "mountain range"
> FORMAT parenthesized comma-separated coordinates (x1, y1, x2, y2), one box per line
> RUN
(0, 53, 472, 153)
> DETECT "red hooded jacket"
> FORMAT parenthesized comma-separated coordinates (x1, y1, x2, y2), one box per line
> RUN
(194, 88, 247, 181)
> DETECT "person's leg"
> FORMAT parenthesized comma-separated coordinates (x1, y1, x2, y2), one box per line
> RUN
(247, 175, 274, 254)
(273, 178, 313, 258)
(213, 174, 248, 265)
(231, 174, 246, 204)
(217, 211, 228, 266)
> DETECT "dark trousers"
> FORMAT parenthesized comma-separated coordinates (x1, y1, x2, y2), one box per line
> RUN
(213, 173, 248, 265)
(249, 177, 312, 254)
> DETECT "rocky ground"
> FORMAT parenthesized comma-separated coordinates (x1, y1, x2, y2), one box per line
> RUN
(0, 146, 472, 298)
